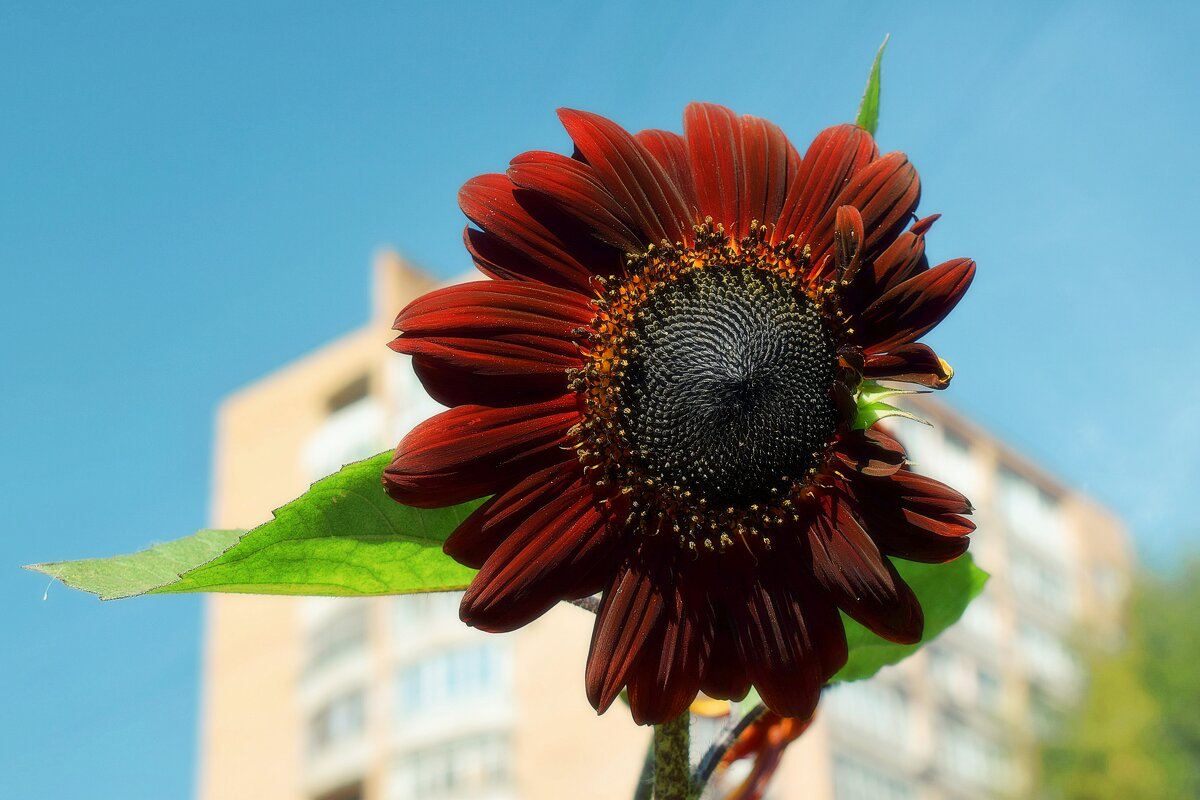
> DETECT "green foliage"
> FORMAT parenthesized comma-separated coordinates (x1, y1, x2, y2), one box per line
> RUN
(834, 554, 988, 681)
(855, 35, 888, 135)
(1039, 560, 1200, 799)
(28, 453, 481, 600)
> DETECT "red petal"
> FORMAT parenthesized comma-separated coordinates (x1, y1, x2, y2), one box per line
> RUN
(586, 564, 666, 713)
(459, 174, 619, 292)
(887, 470, 974, 515)
(776, 124, 878, 244)
(855, 258, 976, 352)
(507, 150, 644, 254)
(383, 396, 580, 508)
(699, 626, 751, 702)
(834, 205, 865, 282)
(834, 428, 907, 476)
(397, 281, 593, 333)
(558, 108, 694, 246)
(871, 227, 928, 288)
(732, 577, 846, 719)
(741, 114, 800, 233)
(459, 473, 621, 633)
(636, 128, 699, 219)
(875, 512, 974, 563)
(841, 225, 930, 315)
(443, 460, 583, 568)
(684, 103, 745, 235)
(625, 583, 712, 724)
(807, 494, 924, 644)
(863, 343, 953, 389)
(847, 470, 975, 563)
(808, 152, 920, 279)
(391, 280, 591, 406)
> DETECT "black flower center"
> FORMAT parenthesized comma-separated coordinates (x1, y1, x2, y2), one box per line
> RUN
(617, 267, 838, 507)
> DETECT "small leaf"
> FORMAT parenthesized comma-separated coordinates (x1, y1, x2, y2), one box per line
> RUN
(27, 452, 483, 600)
(833, 554, 988, 683)
(855, 34, 889, 135)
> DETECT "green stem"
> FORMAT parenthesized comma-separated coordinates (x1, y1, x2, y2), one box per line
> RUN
(653, 711, 692, 800)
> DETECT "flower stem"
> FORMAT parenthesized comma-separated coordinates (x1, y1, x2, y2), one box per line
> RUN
(692, 703, 767, 790)
(653, 711, 692, 800)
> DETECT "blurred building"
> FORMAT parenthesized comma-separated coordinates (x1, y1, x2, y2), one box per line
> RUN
(198, 252, 1131, 800)
(775, 393, 1131, 800)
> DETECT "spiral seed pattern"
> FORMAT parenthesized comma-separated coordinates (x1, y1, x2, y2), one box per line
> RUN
(619, 268, 837, 506)
(571, 221, 844, 554)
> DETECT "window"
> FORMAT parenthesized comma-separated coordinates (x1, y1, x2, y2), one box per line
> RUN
(1029, 686, 1063, 739)
(928, 647, 1004, 714)
(1010, 549, 1073, 618)
(833, 755, 915, 800)
(957, 593, 1001, 646)
(313, 784, 363, 800)
(327, 374, 371, 413)
(307, 689, 365, 755)
(395, 643, 507, 717)
(302, 381, 384, 481)
(942, 430, 984, 498)
(976, 669, 1002, 712)
(897, 426, 984, 499)
(1017, 621, 1079, 688)
(928, 647, 971, 706)
(389, 735, 511, 800)
(825, 679, 910, 746)
(997, 468, 1070, 561)
(935, 716, 1011, 789)
(303, 604, 368, 677)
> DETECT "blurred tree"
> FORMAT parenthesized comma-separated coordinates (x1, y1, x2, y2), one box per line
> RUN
(1039, 558, 1200, 799)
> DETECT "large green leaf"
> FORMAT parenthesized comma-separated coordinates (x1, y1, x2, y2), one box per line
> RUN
(27, 452, 481, 600)
(854, 34, 889, 135)
(833, 554, 989, 682)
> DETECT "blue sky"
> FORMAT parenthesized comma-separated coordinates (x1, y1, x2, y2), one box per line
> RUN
(3, 1, 1198, 797)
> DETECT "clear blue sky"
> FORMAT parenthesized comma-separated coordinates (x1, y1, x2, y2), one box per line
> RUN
(3, 1, 1198, 797)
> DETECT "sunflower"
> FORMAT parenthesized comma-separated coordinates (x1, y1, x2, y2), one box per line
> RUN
(384, 104, 975, 725)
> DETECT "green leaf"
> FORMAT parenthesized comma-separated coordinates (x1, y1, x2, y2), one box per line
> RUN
(833, 554, 988, 682)
(27, 452, 482, 600)
(854, 34, 889, 135)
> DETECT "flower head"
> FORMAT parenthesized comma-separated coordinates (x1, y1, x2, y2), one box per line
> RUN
(384, 104, 975, 724)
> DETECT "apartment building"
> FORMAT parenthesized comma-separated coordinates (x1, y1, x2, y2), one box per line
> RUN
(198, 251, 1131, 800)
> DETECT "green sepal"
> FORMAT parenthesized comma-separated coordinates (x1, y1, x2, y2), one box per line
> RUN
(853, 379, 929, 430)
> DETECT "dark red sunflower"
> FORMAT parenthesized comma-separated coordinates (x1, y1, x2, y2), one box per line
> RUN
(383, 103, 976, 725)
